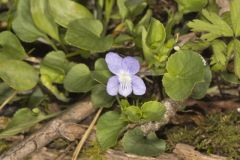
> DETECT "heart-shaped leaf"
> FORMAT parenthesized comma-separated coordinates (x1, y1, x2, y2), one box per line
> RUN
(64, 64, 96, 92)
(65, 18, 113, 52)
(141, 101, 166, 121)
(0, 31, 27, 61)
(92, 58, 111, 84)
(96, 111, 127, 150)
(91, 84, 115, 108)
(30, 0, 59, 41)
(122, 128, 166, 156)
(12, 0, 45, 42)
(0, 60, 39, 91)
(163, 50, 205, 101)
(48, 0, 93, 27)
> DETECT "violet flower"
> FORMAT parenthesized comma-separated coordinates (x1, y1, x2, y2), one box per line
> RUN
(105, 52, 146, 97)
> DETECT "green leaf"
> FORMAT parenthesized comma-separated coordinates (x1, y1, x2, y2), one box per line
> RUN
(175, 0, 208, 14)
(40, 75, 69, 102)
(117, 0, 128, 19)
(221, 72, 240, 84)
(30, 0, 59, 41)
(188, 9, 233, 41)
(230, 0, 240, 37)
(0, 83, 14, 104)
(124, 106, 142, 122)
(234, 39, 240, 79)
(91, 84, 115, 108)
(146, 18, 166, 49)
(12, 0, 45, 42)
(0, 60, 39, 91)
(162, 50, 205, 101)
(0, 108, 57, 138)
(92, 58, 111, 84)
(210, 40, 227, 71)
(141, 101, 166, 121)
(191, 66, 212, 99)
(96, 111, 127, 150)
(125, 0, 147, 18)
(40, 51, 70, 84)
(122, 128, 166, 156)
(0, 31, 27, 61)
(48, 0, 93, 27)
(64, 64, 96, 92)
(65, 18, 113, 52)
(40, 51, 70, 101)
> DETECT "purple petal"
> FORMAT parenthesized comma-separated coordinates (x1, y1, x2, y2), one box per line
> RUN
(107, 76, 119, 96)
(105, 52, 123, 74)
(118, 83, 132, 97)
(122, 56, 140, 74)
(132, 76, 146, 95)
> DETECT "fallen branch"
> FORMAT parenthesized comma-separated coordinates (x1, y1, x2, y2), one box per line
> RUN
(0, 99, 96, 160)
(105, 143, 227, 160)
(173, 143, 227, 160)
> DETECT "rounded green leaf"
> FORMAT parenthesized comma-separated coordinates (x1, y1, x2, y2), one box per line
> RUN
(124, 106, 142, 122)
(48, 0, 93, 27)
(92, 58, 111, 84)
(162, 50, 205, 101)
(64, 64, 96, 92)
(141, 101, 166, 121)
(175, 0, 208, 14)
(122, 128, 166, 156)
(30, 0, 59, 41)
(0, 60, 39, 91)
(146, 18, 166, 49)
(191, 66, 212, 99)
(65, 18, 113, 52)
(12, 0, 45, 42)
(91, 84, 115, 108)
(0, 31, 27, 61)
(96, 111, 127, 150)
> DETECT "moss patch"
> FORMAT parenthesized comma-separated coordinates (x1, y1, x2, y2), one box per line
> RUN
(80, 140, 106, 160)
(165, 111, 240, 159)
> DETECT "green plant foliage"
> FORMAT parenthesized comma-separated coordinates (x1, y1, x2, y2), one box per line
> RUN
(221, 72, 240, 84)
(233, 39, 240, 79)
(191, 67, 212, 99)
(96, 111, 127, 150)
(48, 0, 93, 27)
(65, 18, 113, 52)
(64, 64, 96, 92)
(210, 40, 228, 71)
(124, 105, 142, 122)
(0, 31, 27, 61)
(175, 0, 208, 14)
(188, 9, 233, 41)
(0, 83, 14, 104)
(0, 60, 39, 91)
(0, 108, 57, 138)
(30, 0, 59, 41)
(92, 58, 111, 84)
(230, 0, 240, 37)
(91, 84, 115, 108)
(146, 18, 166, 49)
(122, 128, 166, 156)
(163, 50, 205, 101)
(141, 101, 166, 121)
(40, 51, 71, 101)
(12, 0, 45, 42)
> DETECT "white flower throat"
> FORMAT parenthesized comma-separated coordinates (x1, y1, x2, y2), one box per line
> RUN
(118, 71, 132, 89)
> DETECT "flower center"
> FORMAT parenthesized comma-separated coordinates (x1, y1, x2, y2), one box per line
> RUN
(118, 71, 132, 88)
